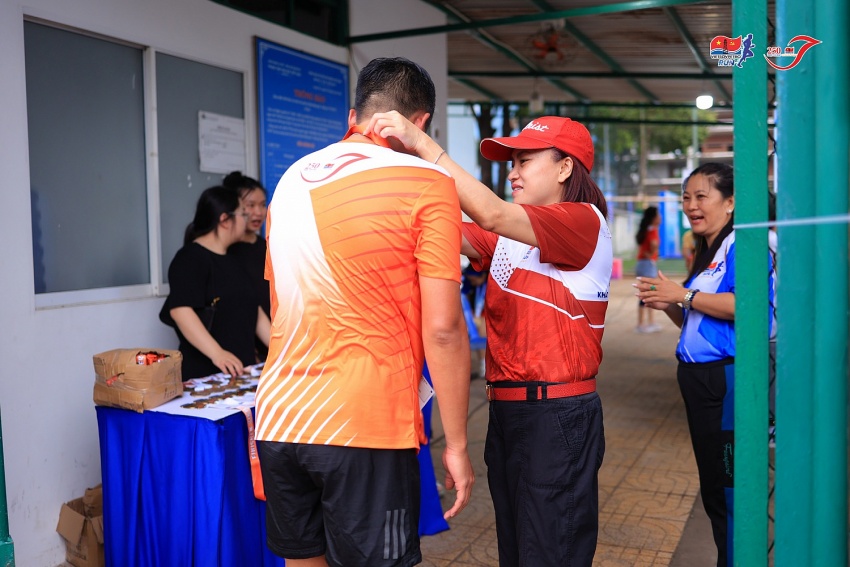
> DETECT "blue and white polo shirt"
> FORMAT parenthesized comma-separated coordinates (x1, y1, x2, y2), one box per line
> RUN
(676, 231, 776, 363)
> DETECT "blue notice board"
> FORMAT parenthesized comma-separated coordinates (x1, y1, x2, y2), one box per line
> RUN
(256, 38, 349, 196)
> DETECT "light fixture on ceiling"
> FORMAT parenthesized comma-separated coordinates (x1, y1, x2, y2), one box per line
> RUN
(695, 93, 714, 110)
(529, 80, 544, 114)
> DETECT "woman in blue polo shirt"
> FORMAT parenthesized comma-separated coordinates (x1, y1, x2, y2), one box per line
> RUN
(635, 162, 776, 567)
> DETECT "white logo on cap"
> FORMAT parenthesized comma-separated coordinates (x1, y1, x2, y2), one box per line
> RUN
(523, 121, 549, 133)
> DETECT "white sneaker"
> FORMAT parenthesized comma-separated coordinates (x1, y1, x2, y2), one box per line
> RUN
(644, 324, 662, 333)
(634, 325, 648, 333)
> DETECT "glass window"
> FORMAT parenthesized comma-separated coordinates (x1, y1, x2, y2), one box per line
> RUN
(25, 22, 149, 294)
(155, 54, 244, 283)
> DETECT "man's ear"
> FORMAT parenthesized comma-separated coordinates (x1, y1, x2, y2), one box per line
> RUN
(411, 111, 431, 131)
(347, 108, 357, 128)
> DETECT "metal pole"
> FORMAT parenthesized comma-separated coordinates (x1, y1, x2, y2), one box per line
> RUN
(0, 407, 15, 567)
(774, 1, 816, 564)
(812, 0, 850, 562)
(732, 0, 769, 565)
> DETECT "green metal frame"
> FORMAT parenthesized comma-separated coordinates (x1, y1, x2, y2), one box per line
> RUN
(421, 1, 589, 102)
(663, 6, 732, 99)
(810, 0, 849, 563)
(743, 0, 850, 565)
(733, 1, 769, 565)
(452, 77, 502, 101)
(450, 71, 732, 80)
(529, 0, 658, 102)
(348, 0, 709, 43)
(774, 4, 816, 564)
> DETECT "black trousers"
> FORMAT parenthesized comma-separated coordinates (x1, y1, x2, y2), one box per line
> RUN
(485, 392, 605, 567)
(677, 358, 734, 567)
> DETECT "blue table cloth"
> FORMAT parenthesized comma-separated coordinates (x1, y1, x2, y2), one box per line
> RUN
(96, 397, 447, 565)
(96, 406, 284, 566)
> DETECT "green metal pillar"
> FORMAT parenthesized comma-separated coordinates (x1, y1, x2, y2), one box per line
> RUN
(732, 0, 769, 565)
(812, 0, 849, 562)
(0, 408, 14, 567)
(774, 0, 816, 563)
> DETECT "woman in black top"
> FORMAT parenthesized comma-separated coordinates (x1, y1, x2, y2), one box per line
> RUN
(162, 186, 271, 379)
(223, 172, 271, 359)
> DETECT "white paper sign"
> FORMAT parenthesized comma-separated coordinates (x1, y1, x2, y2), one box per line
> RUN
(199, 111, 246, 174)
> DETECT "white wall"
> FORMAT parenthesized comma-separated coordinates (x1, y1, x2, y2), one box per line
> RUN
(348, 0, 449, 151)
(0, 1, 446, 564)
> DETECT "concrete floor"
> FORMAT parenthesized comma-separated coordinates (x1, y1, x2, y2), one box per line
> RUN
(421, 276, 719, 566)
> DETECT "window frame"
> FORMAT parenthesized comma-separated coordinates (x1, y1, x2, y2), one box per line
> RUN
(27, 18, 250, 309)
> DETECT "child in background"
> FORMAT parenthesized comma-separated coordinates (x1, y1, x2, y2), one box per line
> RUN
(635, 206, 662, 333)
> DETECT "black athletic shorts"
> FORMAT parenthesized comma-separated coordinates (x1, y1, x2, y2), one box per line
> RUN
(258, 441, 422, 567)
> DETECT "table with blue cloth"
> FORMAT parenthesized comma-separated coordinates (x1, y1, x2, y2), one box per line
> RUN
(96, 375, 448, 566)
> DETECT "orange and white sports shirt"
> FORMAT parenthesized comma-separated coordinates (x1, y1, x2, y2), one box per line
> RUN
(464, 202, 612, 383)
(255, 131, 462, 450)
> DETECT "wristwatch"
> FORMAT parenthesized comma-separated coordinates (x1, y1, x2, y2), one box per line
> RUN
(683, 288, 700, 310)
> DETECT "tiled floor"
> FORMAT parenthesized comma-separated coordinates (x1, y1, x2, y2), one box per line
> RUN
(421, 276, 712, 566)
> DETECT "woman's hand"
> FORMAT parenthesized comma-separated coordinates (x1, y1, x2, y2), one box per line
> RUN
(364, 111, 441, 161)
(171, 306, 247, 376)
(634, 270, 684, 311)
(634, 271, 686, 327)
(210, 348, 246, 377)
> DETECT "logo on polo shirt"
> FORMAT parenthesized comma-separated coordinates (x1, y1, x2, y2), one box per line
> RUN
(702, 261, 725, 277)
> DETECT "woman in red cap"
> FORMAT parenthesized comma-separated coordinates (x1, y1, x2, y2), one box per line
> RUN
(368, 112, 611, 567)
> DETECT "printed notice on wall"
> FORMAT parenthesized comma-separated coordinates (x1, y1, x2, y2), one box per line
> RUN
(256, 38, 350, 197)
(199, 111, 246, 174)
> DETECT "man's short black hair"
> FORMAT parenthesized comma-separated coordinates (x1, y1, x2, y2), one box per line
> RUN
(354, 57, 436, 130)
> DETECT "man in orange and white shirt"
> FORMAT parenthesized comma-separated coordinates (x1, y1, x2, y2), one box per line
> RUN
(255, 57, 473, 567)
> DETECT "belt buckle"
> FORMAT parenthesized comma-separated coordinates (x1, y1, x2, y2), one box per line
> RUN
(486, 384, 494, 402)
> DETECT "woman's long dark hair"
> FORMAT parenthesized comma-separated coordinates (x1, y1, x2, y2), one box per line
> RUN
(636, 206, 659, 245)
(183, 186, 240, 246)
(551, 149, 608, 218)
(684, 163, 734, 283)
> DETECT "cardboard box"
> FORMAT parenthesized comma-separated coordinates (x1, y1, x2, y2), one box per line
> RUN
(93, 348, 183, 412)
(56, 485, 105, 567)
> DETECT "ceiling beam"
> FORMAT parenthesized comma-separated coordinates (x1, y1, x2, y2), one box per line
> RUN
(663, 6, 732, 99)
(450, 71, 733, 80)
(348, 0, 709, 43)
(450, 77, 503, 100)
(449, 100, 777, 110)
(421, 1, 589, 102)
(528, 0, 658, 103)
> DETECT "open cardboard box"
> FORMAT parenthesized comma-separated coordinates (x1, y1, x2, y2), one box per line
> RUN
(56, 485, 104, 567)
(93, 348, 183, 412)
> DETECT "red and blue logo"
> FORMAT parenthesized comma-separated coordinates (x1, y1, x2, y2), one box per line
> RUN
(764, 35, 822, 70)
(709, 34, 755, 68)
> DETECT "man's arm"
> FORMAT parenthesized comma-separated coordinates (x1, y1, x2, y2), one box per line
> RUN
(419, 275, 474, 519)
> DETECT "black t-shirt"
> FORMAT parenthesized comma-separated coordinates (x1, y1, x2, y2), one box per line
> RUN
(228, 237, 271, 317)
(229, 237, 271, 361)
(164, 242, 260, 379)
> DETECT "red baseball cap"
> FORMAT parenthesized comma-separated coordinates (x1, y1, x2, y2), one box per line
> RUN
(480, 116, 594, 172)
